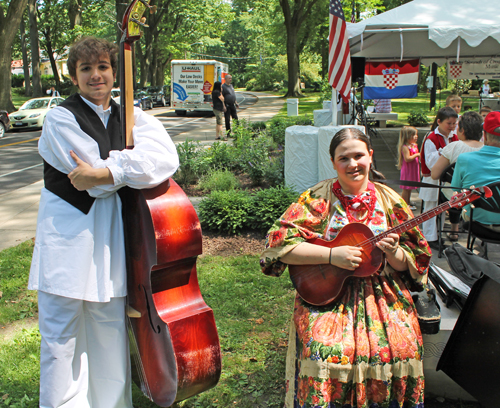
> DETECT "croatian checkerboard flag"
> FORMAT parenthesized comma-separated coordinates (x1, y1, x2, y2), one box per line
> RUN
(364, 59, 420, 99)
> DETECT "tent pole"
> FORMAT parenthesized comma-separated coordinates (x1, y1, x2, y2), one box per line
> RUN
(430, 62, 438, 110)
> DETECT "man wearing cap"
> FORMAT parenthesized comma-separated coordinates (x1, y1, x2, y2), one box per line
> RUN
(451, 111, 500, 232)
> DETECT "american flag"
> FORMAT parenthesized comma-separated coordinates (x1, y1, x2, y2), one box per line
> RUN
(328, 0, 352, 103)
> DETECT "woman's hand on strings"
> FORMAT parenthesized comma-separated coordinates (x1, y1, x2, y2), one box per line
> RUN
(330, 246, 363, 271)
(376, 233, 400, 256)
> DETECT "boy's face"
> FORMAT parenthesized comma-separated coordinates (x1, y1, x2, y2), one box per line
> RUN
(448, 100, 462, 115)
(481, 111, 489, 120)
(437, 117, 458, 136)
(71, 55, 115, 108)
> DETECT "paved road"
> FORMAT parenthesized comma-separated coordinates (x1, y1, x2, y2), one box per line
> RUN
(0, 92, 257, 196)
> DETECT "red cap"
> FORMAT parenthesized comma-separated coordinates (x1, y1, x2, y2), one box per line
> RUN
(483, 111, 500, 137)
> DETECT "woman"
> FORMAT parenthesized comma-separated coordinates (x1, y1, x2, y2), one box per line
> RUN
(260, 128, 431, 408)
(212, 81, 225, 140)
(431, 111, 483, 241)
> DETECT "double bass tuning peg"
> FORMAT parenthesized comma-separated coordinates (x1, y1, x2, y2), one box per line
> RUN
(138, 0, 157, 14)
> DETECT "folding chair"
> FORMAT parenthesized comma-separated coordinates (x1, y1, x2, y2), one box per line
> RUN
(436, 163, 456, 258)
(464, 181, 500, 259)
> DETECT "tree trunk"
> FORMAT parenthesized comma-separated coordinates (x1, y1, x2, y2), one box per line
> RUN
(20, 17, 32, 96)
(68, 0, 82, 29)
(42, 28, 60, 88)
(285, 30, 301, 97)
(28, 0, 42, 97)
(0, 0, 30, 112)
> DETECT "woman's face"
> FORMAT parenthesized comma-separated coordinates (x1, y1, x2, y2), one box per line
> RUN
(332, 138, 373, 191)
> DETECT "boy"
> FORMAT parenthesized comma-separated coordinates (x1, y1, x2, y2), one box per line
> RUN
(480, 106, 492, 121)
(445, 94, 462, 136)
(29, 37, 179, 407)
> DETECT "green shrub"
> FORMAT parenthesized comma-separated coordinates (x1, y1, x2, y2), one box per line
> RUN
(204, 141, 238, 171)
(198, 190, 252, 234)
(237, 134, 276, 186)
(263, 152, 285, 187)
(11, 74, 25, 88)
(248, 185, 299, 232)
(249, 121, 267, 132)
(407, 110, 429, 127)
(12, 87, 26, 96)
(267, 116, 314, 146)
(198, 169, 240, 192)
(173, 140, 210, 186)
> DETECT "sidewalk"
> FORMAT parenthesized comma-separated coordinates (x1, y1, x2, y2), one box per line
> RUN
(0, 91, 286, 252)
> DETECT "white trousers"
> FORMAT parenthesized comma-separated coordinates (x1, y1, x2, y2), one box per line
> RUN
(37, 292, 133, 408)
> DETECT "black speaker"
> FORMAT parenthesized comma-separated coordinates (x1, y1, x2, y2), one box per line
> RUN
(351, 57, 365, 83)
(437, 273, 500, 407)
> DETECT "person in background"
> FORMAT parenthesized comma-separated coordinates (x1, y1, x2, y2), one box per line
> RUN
(211, 81, 225, 140)
(419, 107, 459, 250)
(29, 36, 179, 407)
(426, 75, 433, 93)
(482, 79, 491, 96)
(480, 106, 492, 121)
(431, 111, 484, 241)
(452, 111, 500, 233)
(373, 98, 392, 113)
(396, 126, 420, 210)
(47, 86, 60, 97)
(222, 74, 239, 136)
(260, 127, 431, 408)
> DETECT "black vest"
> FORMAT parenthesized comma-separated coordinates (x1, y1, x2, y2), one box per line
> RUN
(44, 93, 124, 214)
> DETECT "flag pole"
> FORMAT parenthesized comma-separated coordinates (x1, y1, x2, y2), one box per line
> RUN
(331, 89, 338, 125)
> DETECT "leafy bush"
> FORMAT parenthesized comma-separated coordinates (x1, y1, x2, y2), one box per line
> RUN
(248, 185, 299, 232)
(267, 116, 313, 146)
(204, 141, 238, 171)
(198, 169, 240, 192)
(407, 110, 429, 127)
(249, 121, 267, 132)
(234, 129, 276, 186)
(263, 152, 285, 187)
(11, 74, 25, 88)
(198, 190, 252, 234)
(173, 140, 210, 186)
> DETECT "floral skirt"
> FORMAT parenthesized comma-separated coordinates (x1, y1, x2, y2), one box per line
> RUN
(284, 273, 425, 408)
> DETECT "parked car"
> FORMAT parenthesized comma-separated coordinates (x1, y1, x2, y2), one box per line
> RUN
(0, 110, 10, 138)
(10, 97, 65, 130)
(111, 88, 120, 100)
(134, 91, 153, 110)
(145, 85, 170, 107)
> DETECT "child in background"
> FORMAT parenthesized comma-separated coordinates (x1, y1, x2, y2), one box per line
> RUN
(480, 106, 492, 121)
(446, 94, 462, 134)
(446, 94, 462, 116)
(397, 126, 420, 210)
(419, 107, 459, 250)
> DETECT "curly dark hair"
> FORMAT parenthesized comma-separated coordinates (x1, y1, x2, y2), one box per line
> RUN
(458, 111, 483, 141)
(67, 37, 118, 79)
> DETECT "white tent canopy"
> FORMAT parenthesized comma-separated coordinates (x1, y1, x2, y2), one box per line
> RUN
(347, 0, 500, 66)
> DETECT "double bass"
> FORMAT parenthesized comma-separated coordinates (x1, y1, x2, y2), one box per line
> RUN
(118, 1, 221, 406)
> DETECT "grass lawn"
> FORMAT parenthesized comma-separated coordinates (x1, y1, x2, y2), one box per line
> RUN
(0, 241, 294, 408)
(0, 240, 484, 408)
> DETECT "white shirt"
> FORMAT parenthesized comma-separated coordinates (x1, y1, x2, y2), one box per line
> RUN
(419, 128, 455, 202)
(29, 97, 179, 302)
